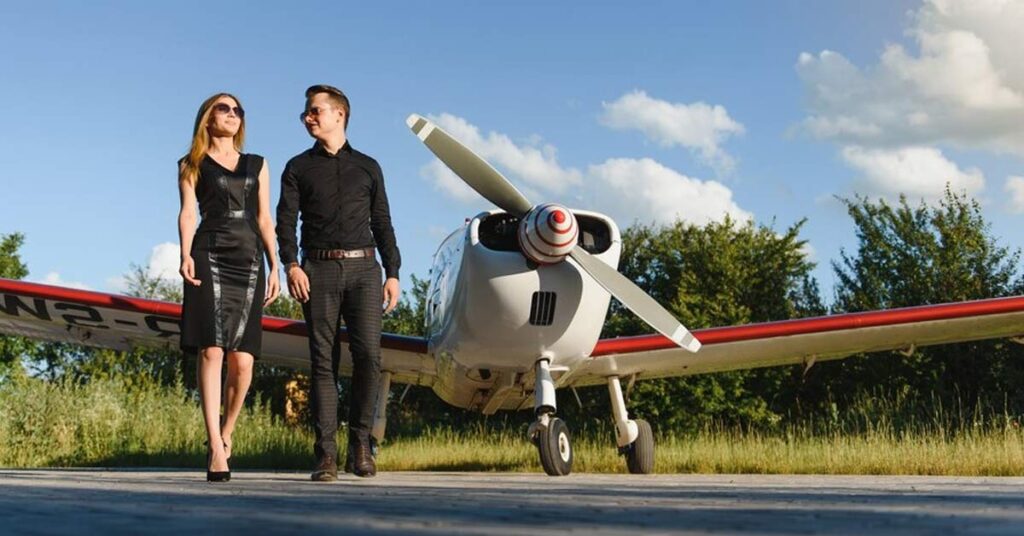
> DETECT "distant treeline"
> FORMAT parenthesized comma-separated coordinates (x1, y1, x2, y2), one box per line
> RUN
(2, 188, 1023, 436)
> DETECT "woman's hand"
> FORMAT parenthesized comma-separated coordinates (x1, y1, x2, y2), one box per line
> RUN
(264, 270, 281, 307)
(180, 255, 201, 286)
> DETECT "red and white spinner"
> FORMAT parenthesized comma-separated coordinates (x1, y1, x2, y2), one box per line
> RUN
(517, 203, 579, 264)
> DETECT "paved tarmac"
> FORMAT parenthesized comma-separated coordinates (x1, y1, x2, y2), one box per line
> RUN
(2, 470, 1024, 535)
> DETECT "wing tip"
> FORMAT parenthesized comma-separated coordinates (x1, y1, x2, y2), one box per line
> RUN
(405, 113, 423, 129)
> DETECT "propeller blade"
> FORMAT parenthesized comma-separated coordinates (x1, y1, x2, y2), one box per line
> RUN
(407, 114, 533, 217)
(569, 248, 701, 352)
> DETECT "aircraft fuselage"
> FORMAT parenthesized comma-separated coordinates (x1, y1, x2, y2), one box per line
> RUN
(423, 209, 621, 411)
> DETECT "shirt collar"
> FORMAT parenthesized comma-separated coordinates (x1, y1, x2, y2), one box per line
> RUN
(312, 140, 353, 157)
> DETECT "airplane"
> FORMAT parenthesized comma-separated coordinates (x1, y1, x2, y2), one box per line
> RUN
(3, 114, 1024, 476)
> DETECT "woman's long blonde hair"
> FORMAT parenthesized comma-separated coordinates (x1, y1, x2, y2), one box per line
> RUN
(180, 93, 246, 187)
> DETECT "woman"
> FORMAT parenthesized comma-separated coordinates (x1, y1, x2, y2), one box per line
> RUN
(178, 93, 280, 482)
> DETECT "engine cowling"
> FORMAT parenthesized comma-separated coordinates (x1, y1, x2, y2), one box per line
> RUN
(517, 203, 578, 264)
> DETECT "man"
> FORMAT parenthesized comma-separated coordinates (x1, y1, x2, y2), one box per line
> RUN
(276, 84, 401, 481)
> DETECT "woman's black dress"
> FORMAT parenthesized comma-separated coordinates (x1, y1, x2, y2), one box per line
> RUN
(181, 153, 266, 357)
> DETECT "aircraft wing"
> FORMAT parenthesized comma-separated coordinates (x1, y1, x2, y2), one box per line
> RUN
(569, 296, 1024, 386)
(0, 278, 435, 386)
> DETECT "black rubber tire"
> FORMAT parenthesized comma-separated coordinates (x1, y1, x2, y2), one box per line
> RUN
(537, 417, 573, 476)
(625, 419, 655, 474)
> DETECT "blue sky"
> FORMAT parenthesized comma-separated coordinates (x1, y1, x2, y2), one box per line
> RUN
(2, 0, 1021, 307)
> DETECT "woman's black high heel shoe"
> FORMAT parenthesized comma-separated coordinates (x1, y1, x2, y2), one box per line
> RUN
(207, 469, 231, 483)
(206, 441, 231, 483)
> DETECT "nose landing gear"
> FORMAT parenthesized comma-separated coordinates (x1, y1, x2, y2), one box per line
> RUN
(528, 359, 573, 476)
(527, 365, 654, 476)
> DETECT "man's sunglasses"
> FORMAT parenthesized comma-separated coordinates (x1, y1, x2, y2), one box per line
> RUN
(212, 103, 245, 118)
(300, 105, 336, 121)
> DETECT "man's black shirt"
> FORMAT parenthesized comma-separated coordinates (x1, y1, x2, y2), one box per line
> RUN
(276, 142, 401, 279)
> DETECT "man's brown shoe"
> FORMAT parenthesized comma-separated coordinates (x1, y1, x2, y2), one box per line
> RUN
(311, 456, 337, 482)
(351, 442, 376, 477)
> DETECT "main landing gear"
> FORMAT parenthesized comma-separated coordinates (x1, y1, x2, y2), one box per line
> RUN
(608, 376, 654, 474)
(527, 361, 654, 476)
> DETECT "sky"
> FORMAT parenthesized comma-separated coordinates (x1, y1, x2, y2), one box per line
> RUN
(1, 0, 1022, 306)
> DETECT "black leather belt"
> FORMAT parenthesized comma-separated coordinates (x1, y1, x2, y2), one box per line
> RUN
(304, 248, 375, 260)
(202, 210, 248, 219)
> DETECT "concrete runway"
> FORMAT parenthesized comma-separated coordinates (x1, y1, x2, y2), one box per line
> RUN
(2, 470, 1024, 535)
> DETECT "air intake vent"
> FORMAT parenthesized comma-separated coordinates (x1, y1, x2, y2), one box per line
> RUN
(529, 291, 557, 326)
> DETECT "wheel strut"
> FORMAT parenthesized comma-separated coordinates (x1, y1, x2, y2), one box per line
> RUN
(608, 376, 655, 474)
(529, 358, 573, 476)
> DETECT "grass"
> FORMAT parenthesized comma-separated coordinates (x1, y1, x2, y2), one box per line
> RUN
(3, 376, 1024, 475)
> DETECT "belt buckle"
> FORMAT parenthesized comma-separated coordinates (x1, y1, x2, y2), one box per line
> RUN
(306, 248, 370, 260)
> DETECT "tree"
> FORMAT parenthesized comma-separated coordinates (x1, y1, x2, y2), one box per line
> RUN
(369, 275, 462, 433)
(0, 233, 28, 280)
(24, 265, 187, 387)
(123, 263, 181, 303)
(123, 267, 312, 416)
(813, 188, 1024, 423)
(561, 217, 823, 433)
(0, 233, 31, 380)
(382, 275, 428, 337)
(833, 188, 1019, 310)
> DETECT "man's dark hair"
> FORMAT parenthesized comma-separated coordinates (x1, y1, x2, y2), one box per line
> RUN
(306, 84, 350, 128)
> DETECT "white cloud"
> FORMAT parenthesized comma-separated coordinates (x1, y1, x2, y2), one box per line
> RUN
(146, 242, 181, 282)
(1005, 175, 1024, 213)
(104, 242, 181, 294)
(797, 0, 1024, 153)
(883, 29, 1022, 111)
(587, 158, 752, 226)
(416, 114, 753, 227)
(105, 275, 129, 294)
(425, 113, 582, 195)
(601, 90, 745, 173)
(841, 145, 984, 201)
(799, 242, 817, 262)
(421, 159, 479, 203)
(34, 272, 91, 290)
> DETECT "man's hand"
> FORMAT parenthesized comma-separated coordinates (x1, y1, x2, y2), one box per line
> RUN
(287, 264, 311, 303)
(382, 277, 400, 314)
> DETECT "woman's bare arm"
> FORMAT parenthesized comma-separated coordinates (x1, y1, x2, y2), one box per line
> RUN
(256, 160, 280, 306)
(178, 163, 201, 286)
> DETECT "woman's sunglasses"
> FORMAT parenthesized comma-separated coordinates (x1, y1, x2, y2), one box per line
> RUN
(212, 103, 245, 119)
